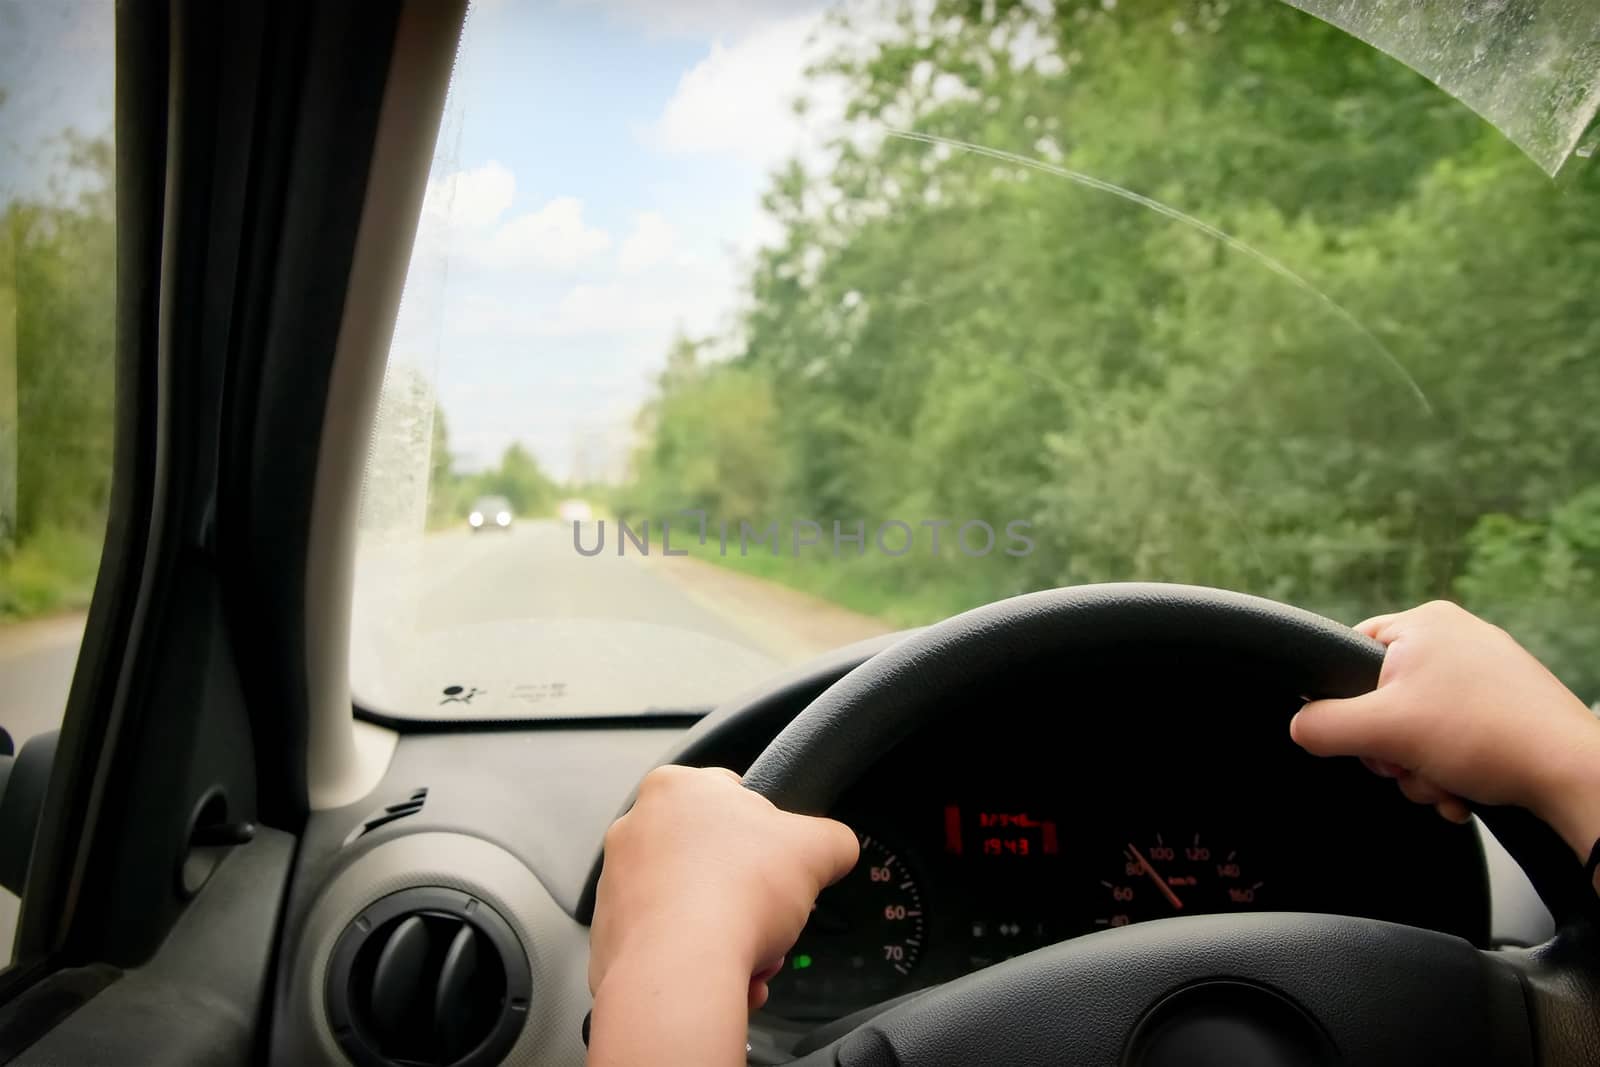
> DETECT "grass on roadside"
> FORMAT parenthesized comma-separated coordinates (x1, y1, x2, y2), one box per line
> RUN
(0, 528, 103, 620)
(677, 537, 1036, 630)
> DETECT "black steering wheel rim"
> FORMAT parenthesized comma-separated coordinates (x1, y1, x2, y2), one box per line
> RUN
(741, 582, 1600, 1065)
(744, 583, 1385, 814)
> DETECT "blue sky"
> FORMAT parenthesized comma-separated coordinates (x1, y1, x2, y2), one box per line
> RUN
(390, 0, 839, 482)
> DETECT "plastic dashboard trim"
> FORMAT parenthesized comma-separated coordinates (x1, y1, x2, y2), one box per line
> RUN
(272, 832, 592, 1067)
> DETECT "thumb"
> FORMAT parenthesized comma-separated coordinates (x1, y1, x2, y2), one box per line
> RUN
(788, 814, 860, 889)
(1290, 688, 1409, 761)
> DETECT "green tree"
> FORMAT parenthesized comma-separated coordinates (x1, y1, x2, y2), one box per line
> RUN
(623, 335, 784, 522)
(7, 133, 115, 544)
(426, 404, 459, 526)
(1455, 489, 1600, 698)
(478, 443, 556, 517)
(620, 0, 1600, 696)
(1, 132, 116, 617)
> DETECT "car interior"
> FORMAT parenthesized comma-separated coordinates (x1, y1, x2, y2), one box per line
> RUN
(1, 1, 1598, 1065)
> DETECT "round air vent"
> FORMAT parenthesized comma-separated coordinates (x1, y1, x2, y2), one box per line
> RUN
(326, 887, 531, 1067)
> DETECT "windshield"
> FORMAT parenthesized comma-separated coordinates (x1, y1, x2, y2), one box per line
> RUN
(352, 0, 1600, 720)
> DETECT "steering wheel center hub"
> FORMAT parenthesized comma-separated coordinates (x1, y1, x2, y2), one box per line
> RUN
(1125, 980, 1334, 1067)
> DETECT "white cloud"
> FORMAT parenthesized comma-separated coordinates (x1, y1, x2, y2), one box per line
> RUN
(649, 13, 839, 172)
(392, 5, 868, 481)
(549, 282, 689, 336)
(421, 161, 516, 228)
(478, 196, 612, 271)
(455, 262, 733, 342)
(415, 164, 612, 274)
(566, 0, 824, 38)
(618, 211, 678, 271)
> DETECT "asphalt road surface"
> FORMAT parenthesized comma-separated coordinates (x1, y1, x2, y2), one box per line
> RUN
(0, 615, 87, 964)
(377, 520, 778, 642)
(0, 518, 893, 744)
(350, 520, 893, 718)
(0, 615, 86, 752)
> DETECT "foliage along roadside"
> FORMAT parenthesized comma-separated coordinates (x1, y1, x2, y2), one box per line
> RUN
(617, 0, 1600, 698)
(1, 134, 115, 620)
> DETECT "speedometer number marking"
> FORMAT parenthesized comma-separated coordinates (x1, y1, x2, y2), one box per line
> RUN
(763, 831, 926, 1021)
(1095, 833, 1262, 929)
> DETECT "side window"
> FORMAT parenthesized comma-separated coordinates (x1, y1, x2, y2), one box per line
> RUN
(0, 2, 116, 963)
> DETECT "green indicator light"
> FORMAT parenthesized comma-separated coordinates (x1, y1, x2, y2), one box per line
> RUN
(792, 954, 813, 970)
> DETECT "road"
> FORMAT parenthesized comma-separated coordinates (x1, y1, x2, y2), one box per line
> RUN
(2, 520, 895, 740)
(372, 521, 784, 644)
(0, 615, 87, 752)
(1, 520, 894, 736)
(349, 520, 894, 718)
(0, 614, 88, 964)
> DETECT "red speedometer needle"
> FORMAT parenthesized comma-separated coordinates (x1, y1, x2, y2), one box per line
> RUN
(1126, 842, 1184, 911)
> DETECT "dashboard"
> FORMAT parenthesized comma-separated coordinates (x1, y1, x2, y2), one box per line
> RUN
(271, 635, 1535, 1066)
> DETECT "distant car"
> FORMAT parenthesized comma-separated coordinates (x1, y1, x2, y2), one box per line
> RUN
(468, 495, 513, 532)
(557, 498, 594, 523)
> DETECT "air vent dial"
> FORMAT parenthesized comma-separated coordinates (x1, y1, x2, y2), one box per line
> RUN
(326, 887, 530, 1067)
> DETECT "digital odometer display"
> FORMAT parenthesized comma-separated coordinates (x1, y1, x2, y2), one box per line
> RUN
(762, 832, 925, 1021)
(944, 804, 1060, 859)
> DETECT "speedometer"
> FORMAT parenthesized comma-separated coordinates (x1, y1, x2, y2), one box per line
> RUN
(763, 832, 926, 1021)
(1095, 832, 1263, 928)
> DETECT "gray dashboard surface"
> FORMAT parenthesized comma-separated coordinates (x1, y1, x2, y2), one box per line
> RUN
(283, 724, 685, 929)
(16, 828, 294, 1066)
(290, 633, 905, 935)
(268, 701, 1550, 1067)
(269, 726, 685, 1067)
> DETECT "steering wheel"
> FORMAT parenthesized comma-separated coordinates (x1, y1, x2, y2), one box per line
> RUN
(739, 584, 1600, 1066)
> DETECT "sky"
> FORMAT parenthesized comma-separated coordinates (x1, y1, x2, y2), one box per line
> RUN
(391, 0, 842, 482)
(0, 2, 114, 206)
